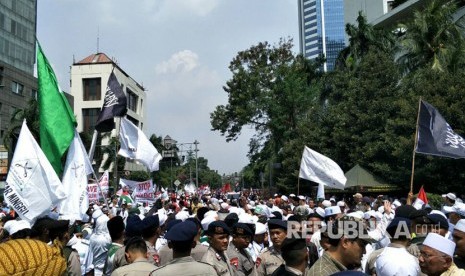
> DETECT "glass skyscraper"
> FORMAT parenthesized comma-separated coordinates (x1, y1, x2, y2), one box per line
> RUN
(298, 0, 346, 71)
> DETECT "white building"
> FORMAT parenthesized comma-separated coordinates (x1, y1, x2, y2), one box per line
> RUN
(71, 53, 146, 133)
(70, 53, 147, 172)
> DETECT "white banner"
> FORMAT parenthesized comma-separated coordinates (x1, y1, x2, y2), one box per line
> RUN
(299, 146, 346, 190)
(99, 170, 110, 195)
(4, 121, 67, 222)
(59, 131, 94, 221)
(133, 179, 156, 204)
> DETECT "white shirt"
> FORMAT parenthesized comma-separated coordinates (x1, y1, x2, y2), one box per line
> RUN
(375, 245, 420, 276)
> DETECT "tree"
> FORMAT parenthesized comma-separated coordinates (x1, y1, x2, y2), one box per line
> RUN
(4, 99, 40, 152)
(396, 0, 465, 73)
(336, 12, 395, 70)
(211, 39, 322, 188)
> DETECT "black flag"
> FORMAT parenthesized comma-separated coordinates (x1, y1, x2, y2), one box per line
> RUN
(95, 72, 127, 132)
(416, 100, 465, 158)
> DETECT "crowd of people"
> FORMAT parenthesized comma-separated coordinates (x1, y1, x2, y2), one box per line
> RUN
(1, 186, 465, 276)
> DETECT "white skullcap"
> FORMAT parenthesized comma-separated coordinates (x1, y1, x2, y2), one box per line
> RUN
(220, 203, 229, 210)
(329, 197, 336, 202)
(315, 207, 325, 218)
(157, 209, 168, 226)
(92, 209, 104, 219)
(218, 199, 224, 203)
(325, 206, 341, 217)
(430, 210, 447, 220)
(423, 233, 456, 257)
(392, 199, 402, 207)
(322, 200, 332, 208)
(455, 219, 465, 233)
(255, 222, 267, 235)
(298, 195, 306, 200)
(238, 213, 255, 224)
(229, 206, 245, 216)
(289, 194, 296, 197)
(442, 193, 457, 201)
(204, 210, 219, 219)
(175, 211, 190, 221)
(4, 220, 31, 236)
(347, 211, 364, 220)
(201, 216, 217, 231)
(337, 201, 345, 207)
(364, 210, 376, 220)
(281, 195, 288, 202)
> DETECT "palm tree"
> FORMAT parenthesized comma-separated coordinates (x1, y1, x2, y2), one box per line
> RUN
(336, 12, 394, 70)
(4, 99, 40, 152)
(396, 0, 465, 72)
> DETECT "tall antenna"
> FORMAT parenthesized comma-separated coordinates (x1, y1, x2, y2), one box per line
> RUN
(97, 26, 100, 53)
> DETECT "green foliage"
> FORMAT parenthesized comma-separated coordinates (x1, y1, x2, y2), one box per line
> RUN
(127, 170, 151, 181)
(4, 99, 40, 151)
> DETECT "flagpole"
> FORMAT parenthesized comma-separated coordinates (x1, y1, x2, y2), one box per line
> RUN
(297, 177, 300, 195)
(410, 97, 422, 194)
(88, 130, 98, 164)
(114, 116, 122, 194)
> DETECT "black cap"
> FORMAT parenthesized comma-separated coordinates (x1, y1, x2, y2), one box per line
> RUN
(107, 216, 125, 238)
(166, 219, 182, 232)
(224, 213, 239, 228)
(272, 211, 283, 220)
(233, 223, 254, 236)
(281, 238, 306, 252)
(125, 215, 142, 237)
(141, 215, 159, 230)
(395, 205, 417, 219)
(165, 220, 198, 242)
(427, 213, 449, 230)
(207, 221, 231, 235)
(386, 217, 411, 239)
(268, 219, 287, 231)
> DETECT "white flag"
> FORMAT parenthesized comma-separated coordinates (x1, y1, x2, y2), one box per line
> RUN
(299, 146, 346, 190)
(118, 117, 162, 171)
(99, 170, 110, 194)
(4, 121, 67, 222)
(59, 131, 94, 221)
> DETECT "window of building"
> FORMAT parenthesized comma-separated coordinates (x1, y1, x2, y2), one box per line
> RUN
(31, 89, 37, 99)
(82, 108, 100, 133)
(127, 115, 139, 127)
(127, 88, 138, 112)
(11, 81, 24, 95)
(0, 67, 4, 86)
(140, 99, 143, 114)
(83, 78, 101, 101)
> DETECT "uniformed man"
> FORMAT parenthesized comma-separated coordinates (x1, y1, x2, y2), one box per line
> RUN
(271, 238, 307, 276)
(201, 220, 234, 276)
(256, 219, 287, 276)
(150, 220, 216, 275)
(111, 237, 157, 276)
(112, 215, 142, 269)
(228, 223, 257, 276)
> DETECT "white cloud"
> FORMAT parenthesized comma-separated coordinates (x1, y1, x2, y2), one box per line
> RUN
(155, 50, 199, 74)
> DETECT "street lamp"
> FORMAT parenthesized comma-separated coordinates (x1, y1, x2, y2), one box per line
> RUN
(163, 135, 176, 188)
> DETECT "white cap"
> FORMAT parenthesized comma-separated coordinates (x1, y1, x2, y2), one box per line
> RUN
(455, 219, 465, 233)
(315, 207, 325, 218)
(204, 210, 218, 219)
(239, 213, 255, 224)
(364, 210, 376, 220)
(392, 199, 402, 207)
(249, 201, 256, 207)
(298, 195, 306, 200)
(443, 203, 465, 217)
(347, 211, 364, 220)
(322, 200, 332, 208)
(325, 206, 341, 217)
(329, 197, 336, 202)
(337, 201, 345, 207)
(4, 220, 31, 236)
(220, 203, 229, 210)
(442, 193, 457, 201)
(423, 233, 456, 257)
(430, 210, 447, 220)
(289, 194, 296, 197)
(92, 209, 104, 219)
(175, 211, 190, 221)
(281, 195, 288, 202)
(201, 216, 217, 231)
(255, 222, 267, 235)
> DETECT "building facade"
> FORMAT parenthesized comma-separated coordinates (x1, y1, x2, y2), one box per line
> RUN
(298, 0, 393, 71)
(0, 0, 37, 182)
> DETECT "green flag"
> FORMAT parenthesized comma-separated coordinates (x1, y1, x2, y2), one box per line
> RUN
(37, 42, 76, 175)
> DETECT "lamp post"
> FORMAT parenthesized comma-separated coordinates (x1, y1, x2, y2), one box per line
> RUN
(163, 135, 176, 189)
(176, 140, 200, 188)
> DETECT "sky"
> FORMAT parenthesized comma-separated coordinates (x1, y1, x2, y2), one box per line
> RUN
(37, 0, 300, 175)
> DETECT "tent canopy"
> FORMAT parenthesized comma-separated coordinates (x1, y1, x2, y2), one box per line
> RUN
(343, 164, 399, 192)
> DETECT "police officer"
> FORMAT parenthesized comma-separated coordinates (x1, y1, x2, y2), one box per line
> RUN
(228, 223, 257, 276)
(150, 220, 216, 276)
(111, 237, 157, 276)
(201, 221, 234, 276)
(271, 238, 307, 276)
(256, 219, 287, 276)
